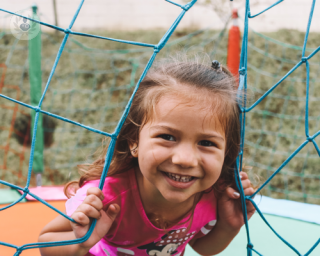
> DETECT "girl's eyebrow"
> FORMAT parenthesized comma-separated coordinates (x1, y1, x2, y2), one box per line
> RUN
(149, 125, 225, 141)
(150, 125, 178, 134)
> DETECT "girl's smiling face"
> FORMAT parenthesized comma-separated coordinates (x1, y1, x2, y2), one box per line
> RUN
(131, 90, 226, 205)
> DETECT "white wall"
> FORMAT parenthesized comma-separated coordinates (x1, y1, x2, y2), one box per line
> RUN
(246, 0, 320, 32)
(0, 0, 319, 32)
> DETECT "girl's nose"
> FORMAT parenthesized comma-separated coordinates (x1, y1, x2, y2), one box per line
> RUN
(172, 145, 198, 168)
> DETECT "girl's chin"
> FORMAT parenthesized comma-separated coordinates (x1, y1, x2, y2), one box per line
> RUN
(161, 194, 193, 204)
(159, 188, 197, 204)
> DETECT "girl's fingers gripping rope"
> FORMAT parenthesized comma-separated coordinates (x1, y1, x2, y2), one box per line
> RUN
(72, 211, 91, 226)
(83, 193, 104, 212)
(73, 203, 102, 225)
(86, 187, 105, 201)
(226, 172, 255, 199)
(225, 187, 241, 199)
(72, 187, 105, 226)
(243, 187, 255, 197)
(238, 172, 256, 214)
(239, 172, 255, 194)
(240, 179, 251, 190)
(239, 171, 248, 181)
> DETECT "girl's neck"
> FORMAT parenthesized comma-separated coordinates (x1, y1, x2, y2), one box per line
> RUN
(134, 167, 196, 226)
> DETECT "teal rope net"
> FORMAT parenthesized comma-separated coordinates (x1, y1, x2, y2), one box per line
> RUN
(0, 19, 228, 188)
(238, 0, 320, 255)
(0, 1, 199, 254)
(0, 0, 319, 255)
(244, 28, 320, 204)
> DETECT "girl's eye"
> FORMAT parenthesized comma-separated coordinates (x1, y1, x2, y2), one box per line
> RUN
(159, 134, 175, 141)
(198, 140, 216, 147)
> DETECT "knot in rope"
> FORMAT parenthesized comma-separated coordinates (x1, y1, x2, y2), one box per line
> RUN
(247, 243, 254, 249)
(239, 68, 246, 75)
(154, 46, 160, 53)
(307, 136, 313, 142)
(181, 4, 189, 11)
(245, 195, 251, 200)
(65, 28, 72, 34)
(23, 187, 29, 194)
(34, 106, 41, 112)
(14, 247, 22, 256)
(111, 134, 117, 140)
(301, 57, 308, 63)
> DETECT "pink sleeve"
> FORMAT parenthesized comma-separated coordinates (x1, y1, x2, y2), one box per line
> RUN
(65, 180, 100, 217)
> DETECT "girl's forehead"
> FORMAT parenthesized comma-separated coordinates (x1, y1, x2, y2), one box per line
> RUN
(157, 95, 208, 113)
(155, 91, 219, 115)
(151, 94, 226, 134)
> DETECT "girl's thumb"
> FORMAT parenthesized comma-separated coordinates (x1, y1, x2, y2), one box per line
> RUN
(106, 204, 120, 221)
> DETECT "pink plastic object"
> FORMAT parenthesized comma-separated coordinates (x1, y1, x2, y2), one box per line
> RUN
(18, 186, 67, 201)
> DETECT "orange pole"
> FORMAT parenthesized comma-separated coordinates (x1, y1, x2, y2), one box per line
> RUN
(227, 9, 241, 79)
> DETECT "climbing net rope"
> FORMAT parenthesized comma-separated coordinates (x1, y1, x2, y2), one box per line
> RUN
(237, 0, 320, 255)
(0, 0, 319, 255)
(244, 27, 320, 204)
(0, 1, 203, 255)
(0, 11, 228, 188)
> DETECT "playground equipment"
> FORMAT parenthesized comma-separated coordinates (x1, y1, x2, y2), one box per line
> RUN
(0, 0, 319, 255)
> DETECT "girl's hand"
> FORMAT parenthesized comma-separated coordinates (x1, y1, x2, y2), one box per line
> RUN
(217, 172, 255, 233)
(70, 187, 120, 250)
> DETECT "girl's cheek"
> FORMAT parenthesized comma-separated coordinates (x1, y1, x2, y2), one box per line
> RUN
(142, 146, 167, 165)
(152, 148, 170, 164)
(150, 147, 171, 164)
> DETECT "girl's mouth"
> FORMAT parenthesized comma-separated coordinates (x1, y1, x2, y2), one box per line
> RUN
(162, 171, 197, 189)
(165, 172, 194, 183)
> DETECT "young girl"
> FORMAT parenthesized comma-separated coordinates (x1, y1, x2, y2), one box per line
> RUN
(38, 58, 255, 256)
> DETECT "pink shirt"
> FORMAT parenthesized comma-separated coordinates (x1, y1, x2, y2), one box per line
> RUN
(66, 169, 217, 256)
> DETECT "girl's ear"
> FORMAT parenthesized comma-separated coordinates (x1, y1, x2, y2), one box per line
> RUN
(129, 143, 138, 158)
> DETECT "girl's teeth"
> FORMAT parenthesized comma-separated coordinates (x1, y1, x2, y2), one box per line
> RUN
(166, 172, 193, 183)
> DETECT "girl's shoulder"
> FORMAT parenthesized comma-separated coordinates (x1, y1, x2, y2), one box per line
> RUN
(100, 168, 136, 203)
